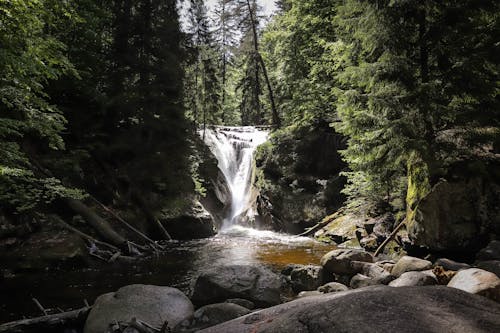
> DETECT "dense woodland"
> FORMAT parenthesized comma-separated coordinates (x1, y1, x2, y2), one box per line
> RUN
(0, 0, 499, 267)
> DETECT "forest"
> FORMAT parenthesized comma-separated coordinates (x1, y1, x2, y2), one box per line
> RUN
(0, 0, 499, 332)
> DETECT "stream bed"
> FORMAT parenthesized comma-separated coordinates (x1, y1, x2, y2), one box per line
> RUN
(0, 226, 332, 323)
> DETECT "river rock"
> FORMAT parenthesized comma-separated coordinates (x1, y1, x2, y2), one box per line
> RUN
(350, 274, 381, 289)
(320, 249, 373, 275)
(197, 286, 500, 333)
(191, 265, 282, 307)
(389, 271, 437, 287)
(391, 256, 432, 277)
(477, 240, 500, 261)
(289, 265, 325, 292)
(434, 258, 471, 271)
(358, 262, 394, 284)
(317, 282, 349, 294)
(84, 285, 193, 333)
(447, 268, 500, 302)
(477, 261, 500, 277)
(176, 303, 251, 332)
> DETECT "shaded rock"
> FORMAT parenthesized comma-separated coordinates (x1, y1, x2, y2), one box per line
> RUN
(84, 285, 193, 333)
(371, 213, 395, 239)
(225, 299, 255, 310)
(357, 262, 394, 284)
(191, 265, 282, 307)
(477, 261, 500, 277)
(406, 165, 500, 252)
(176, 303, 251, 332)
(320, 249, 373, 275)
(448, 268, 500, 302)
(317, 282, 349, 294)
(435, 258, 471, 271)
(297, 291, 322, 298)
(289, 265, 325, 292)
(281, 264, 303, 276)
(161, 201, 216, 240)
(477, 240, 500, 261)
(391, 256, 432, 277)
(389, 271, 437, 287)
(197, 286, 500, 333)
(350, 274, 380, 289)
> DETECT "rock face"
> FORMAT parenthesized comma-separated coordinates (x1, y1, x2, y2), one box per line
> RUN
(320, 249, 373, 275)
(406, 159, 500, 252)
(160, 201, 216, 240)
(391, 256, 432, 277)
(84, 285, 193, 333)
(191, 265, 282, 307)
(176, 303, 251, 332)
(389, 271, 437, 287)
(447, 268, 500, 302)
(288, 265, 325, 292)
(197, 286, 500, 333)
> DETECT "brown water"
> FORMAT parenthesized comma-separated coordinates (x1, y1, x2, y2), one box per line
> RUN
(0, 226, 332, 323)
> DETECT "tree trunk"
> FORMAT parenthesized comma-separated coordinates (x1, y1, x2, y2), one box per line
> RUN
(65, 198, 127, 246)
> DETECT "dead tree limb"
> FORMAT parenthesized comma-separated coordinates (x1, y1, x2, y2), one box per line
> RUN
(297, 210, 344, 237)
(0, 307, 91, 333)
(374, 219, 407, 257)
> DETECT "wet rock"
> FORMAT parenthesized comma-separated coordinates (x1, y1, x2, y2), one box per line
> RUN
(225, 299, 255, 310)
(476, 261, 500, 277)
(176, 303, 251, 332)
(317, 282, 349, 294)
(320, 249, 373, 275)
(391, 256, 432, 277)
(448, 268, 500, 302)
(197, 286, 500, 333)
(161, 201, 216, 240)
(435, 258, 471, 271)
(191, 265, 282, 307)
(289, 265, 325, 292)
(389, 271, 437, 287)
(477, 240, 500, 261)
(84, 285, 193, 333)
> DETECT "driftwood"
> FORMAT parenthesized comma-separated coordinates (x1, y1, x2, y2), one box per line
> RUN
(296, 210, 345, 237)
(374, 218, 407, 257)
(0, 307, 91, 333)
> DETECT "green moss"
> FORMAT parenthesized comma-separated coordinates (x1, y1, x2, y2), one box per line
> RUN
(406, 151, 431, 224)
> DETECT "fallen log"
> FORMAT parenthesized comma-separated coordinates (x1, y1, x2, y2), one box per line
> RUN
(0, 307, 91, 333)
(296, 210, 344, 237)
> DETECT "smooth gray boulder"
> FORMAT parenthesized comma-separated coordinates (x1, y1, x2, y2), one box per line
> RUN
(391, 256, 432, 277)
(191, 265, 282, 307)
(448, 268, 500, 302)
(320, 249, 373, 275)
(84, 285, 193, 333)
(197, 286, 500, 333)
(389, 271, 437, 287)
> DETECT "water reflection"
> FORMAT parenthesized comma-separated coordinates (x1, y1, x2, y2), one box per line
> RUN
(0, 227, 332, 322)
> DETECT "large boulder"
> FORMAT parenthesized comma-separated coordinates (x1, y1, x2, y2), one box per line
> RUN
(391, 256, 432, 277)
(320, 249, 373, 275)
(160, 201, 216, 240)
(84, 285, 193, 333)
(406, 159, 500, 252)
(191, 265, 282, 307)
(197, 286, 500, 333)
(447, 268, 500, 302)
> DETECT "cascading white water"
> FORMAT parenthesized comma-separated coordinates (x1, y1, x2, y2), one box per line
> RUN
(201, 126, 268, 229)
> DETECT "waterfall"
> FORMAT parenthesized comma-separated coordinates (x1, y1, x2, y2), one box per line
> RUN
(201, 126, 269, 229)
